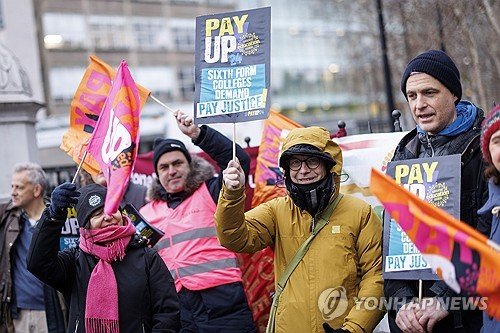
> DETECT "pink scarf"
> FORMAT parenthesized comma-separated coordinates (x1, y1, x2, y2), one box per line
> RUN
(79, 218, 136, 333)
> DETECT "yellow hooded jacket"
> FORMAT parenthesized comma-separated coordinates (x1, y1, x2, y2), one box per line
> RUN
(215, 127, 384, 333)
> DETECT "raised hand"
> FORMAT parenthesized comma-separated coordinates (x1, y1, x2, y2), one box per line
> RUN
(174, 109, 201, 140)
(222, 158, 245, 190)
(49, 182, 80, 218)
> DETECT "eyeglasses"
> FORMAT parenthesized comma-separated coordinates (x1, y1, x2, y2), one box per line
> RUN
(288, 157, 321, 171)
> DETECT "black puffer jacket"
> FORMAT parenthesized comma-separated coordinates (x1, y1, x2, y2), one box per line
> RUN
(384, 108, 489, 333)
(27, 208, 180, 333)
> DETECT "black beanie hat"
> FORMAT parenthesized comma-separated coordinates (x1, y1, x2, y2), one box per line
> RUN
(153, 138, 192, 175)
(401, 50, 462, 105)
(76, 184, 107, 228)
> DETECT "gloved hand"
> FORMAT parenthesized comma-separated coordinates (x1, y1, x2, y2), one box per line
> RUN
(49, 182, 80, 218)
(323, 323, 349, 333)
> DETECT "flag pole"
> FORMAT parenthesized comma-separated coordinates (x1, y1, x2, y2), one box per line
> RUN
(418, 279, 423, 302)
(232, 123, 236, 161)
(72, 150, 88, 184)
(149, 94, 175, 114)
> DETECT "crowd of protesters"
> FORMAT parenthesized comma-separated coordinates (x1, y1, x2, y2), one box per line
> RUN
(0, 49, 498, 333)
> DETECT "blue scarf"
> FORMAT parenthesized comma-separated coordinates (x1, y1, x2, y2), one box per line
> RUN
(417, 100, 477, 137)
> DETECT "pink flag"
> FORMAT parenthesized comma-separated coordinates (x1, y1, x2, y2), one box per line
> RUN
(87, 61, 141, 215)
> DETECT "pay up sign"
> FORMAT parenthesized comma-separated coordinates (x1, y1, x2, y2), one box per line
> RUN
(382, 155, 461, 280)
(194, 7, 271, 124)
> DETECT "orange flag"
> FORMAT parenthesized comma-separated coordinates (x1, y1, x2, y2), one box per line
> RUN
(251, 110, 302, 206)
(370, 168, 500, 319)
(60, 55, 150, 175)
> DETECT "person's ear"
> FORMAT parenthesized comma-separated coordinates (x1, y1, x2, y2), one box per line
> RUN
(33, 184, 43, 198)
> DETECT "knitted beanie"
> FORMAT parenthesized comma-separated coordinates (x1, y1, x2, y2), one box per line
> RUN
(481, 105, 500, 164)
(401, 50, 462, 105)
(76, 184, 107, 228)
(153, 138, 191, 175)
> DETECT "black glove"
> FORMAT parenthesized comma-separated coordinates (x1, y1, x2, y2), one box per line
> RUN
(323, 323, 349, 333)
(49, 182, 80, 218)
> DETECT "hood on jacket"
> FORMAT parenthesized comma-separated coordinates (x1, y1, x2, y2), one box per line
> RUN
(279, 127, 343, 191)
(148, 155, 215, 201)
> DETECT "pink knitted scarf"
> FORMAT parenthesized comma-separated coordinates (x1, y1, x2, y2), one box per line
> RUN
(79, 218, 136, 333)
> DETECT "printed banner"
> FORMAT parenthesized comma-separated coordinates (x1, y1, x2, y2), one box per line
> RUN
(334, 131, 408, 210)
(194, 7, 271, 124)
(60, 55, 150, 175)
(371, 169, 500, 319)
(86, 61, 141, 215)
(382, 155, 461, 280)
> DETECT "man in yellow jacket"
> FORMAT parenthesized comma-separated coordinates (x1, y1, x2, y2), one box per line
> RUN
(214, 126, 384, 333)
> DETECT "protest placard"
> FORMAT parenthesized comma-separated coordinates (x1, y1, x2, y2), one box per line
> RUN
(194, 7, 271, 124)
(383, 155, 461, 280)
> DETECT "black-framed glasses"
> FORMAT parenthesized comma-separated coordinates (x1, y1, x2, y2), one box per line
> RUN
(288, 157, 321, 171)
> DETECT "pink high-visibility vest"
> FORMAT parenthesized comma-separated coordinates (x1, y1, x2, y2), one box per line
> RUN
(140, 183, 242, 291)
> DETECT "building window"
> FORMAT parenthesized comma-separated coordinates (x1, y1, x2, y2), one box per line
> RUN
(171, 27, 195, 52)
(0, 0, 4, 30)
(168, 18, 195, 52)
(132, 17, 168, 50)
(135, 66, 176, 101)
(43, 13, 87, 49)
(206, 0, 237, 5)
(88, 16, 129, 50)
(49, 67, 86, 102)
(178, 66, 194, 100)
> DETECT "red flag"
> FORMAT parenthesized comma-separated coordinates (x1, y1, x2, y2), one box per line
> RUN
(87, 61, 141, 215)
(370, 168, 500, 319)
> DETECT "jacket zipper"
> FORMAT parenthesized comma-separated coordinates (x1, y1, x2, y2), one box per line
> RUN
(142, 322, 146, 333)
(426, 133, 435, 157)
(310, 217, 315, 234)
(74, 319, 79, 333)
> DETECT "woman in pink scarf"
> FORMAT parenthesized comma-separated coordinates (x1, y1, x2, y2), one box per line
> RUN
(27, 183, 180, 333)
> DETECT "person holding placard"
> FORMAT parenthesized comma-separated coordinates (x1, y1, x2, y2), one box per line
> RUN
(140, 110, 255, 332)
(215, 126, 385, 333)
(385, 50, 489, 333)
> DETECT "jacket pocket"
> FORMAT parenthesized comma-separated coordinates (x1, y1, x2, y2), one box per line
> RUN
(320, 233, 357, 287)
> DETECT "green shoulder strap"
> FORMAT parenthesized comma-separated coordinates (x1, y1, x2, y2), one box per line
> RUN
(266, 193, 344, 333)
